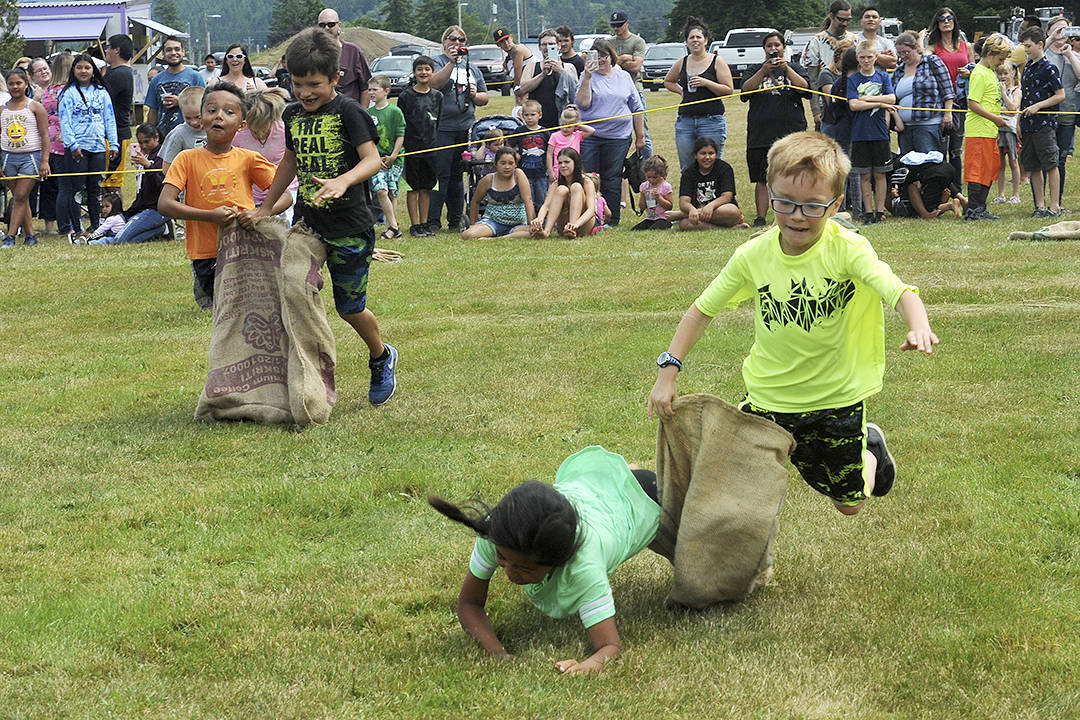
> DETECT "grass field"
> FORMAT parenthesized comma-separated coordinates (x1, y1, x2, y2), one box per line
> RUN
(1, 94, 1078, 719)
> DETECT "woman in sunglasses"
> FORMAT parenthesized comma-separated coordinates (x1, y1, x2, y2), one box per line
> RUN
(925, 8, 972, 185)
(209, 44, 267, 93)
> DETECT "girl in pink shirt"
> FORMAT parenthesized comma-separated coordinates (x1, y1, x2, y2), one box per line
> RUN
(547, 105, 594, 182)
(232, 88, 298, 222)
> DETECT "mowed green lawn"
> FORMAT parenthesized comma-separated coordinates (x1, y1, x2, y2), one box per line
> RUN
(1, 93, 1078, 719)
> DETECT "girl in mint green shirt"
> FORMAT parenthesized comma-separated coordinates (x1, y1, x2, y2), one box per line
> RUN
(429, 445, 661, 675)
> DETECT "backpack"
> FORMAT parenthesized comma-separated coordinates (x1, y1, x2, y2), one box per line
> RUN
(623, 150, 646, 215)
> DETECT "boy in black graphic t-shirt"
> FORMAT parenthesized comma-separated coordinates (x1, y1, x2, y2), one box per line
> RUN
(256, 27, 399, 406)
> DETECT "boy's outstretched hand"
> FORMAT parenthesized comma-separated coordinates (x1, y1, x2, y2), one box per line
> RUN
(310, 175, 349, 205)
(900, 328, 939, 354)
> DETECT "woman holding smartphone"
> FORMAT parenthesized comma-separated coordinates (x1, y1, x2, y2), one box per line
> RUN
(739, 31, 810, 226)
(576, 38, 645, 227)
(516, 29, 579, 129)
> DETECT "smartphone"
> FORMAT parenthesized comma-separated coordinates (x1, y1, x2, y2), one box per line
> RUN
(587, 49, 598, 66)
(548, 45, 560, 61)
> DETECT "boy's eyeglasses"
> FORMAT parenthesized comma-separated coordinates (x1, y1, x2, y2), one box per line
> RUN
(318, 21, 339, 28)
(226, 53, 245, 60)
(768, 190, 839, 218)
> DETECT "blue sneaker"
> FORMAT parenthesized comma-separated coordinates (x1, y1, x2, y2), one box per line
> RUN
(368, 344, 398, 406)
(22, 234, 38, 246)
(1, 235, 15, 249)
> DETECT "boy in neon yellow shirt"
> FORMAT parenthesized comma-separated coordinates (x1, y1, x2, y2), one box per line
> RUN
(648, 131, 938, 515)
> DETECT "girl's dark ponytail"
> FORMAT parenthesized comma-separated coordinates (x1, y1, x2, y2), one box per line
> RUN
(429, 496, 492, 536)
(431, 481, 581, 568)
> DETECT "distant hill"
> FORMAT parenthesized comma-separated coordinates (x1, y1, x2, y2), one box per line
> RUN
(251, 26, 436, 66)
(165, 0, 380, 50)
(166, 0, 674, 49)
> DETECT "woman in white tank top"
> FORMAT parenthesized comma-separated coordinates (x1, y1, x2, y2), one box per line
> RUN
(210, 44, 268, 93)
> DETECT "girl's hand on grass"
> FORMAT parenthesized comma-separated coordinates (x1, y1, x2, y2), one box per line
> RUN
(563, 222, 577, 238)
(555, 658, 602, 675)
(900, 328, 939, 354)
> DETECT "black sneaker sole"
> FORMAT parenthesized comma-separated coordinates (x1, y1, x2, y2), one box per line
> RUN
(866, 422, 896, 497)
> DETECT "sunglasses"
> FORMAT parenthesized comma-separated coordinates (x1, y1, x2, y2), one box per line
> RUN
(226, 53, 245, 60)
(938, 15, 954, 22)
(446, 36, 467, 43)
(318, 21, 339, 28)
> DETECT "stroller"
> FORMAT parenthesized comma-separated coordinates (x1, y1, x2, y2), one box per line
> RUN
(463, 114, 524, 212)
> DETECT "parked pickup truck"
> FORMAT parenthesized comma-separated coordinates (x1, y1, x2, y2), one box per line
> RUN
(708, 28, 783, 87)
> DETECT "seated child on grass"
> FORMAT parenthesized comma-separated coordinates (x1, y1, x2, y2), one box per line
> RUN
(95, 123, 169, 245)
(74, 192, 124, 242)
(530, 148, 595, 238)
(462, 146, 534, 238)
(649, 131, 938, 516)
(677, 137, 747, 231)
(430, 445, 661, 675)
(632, 154, 674, 230)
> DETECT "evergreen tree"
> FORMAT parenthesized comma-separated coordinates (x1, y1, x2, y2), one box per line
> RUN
(414, 0, 455, 41)
(380, 0, 414, 32)
(269, 0, 327, 45)
(153, 0, 187, 33)
(0, 0, 23, 71)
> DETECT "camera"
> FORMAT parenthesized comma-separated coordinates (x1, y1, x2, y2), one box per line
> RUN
(767, 50, 780, 59)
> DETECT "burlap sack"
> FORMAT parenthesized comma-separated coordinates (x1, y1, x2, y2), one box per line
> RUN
(195, 218, 336, 427)
(651, 393, 795, 608)
(1008, 219, 1080, 242)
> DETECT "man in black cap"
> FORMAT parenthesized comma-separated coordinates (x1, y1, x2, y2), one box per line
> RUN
(494, 27, 532, 87)
(608, 10, 651, 158)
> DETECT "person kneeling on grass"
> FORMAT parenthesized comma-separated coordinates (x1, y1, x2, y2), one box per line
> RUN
(677, 136, 748, 231)
(650, 131, 938, 516)
(462, 147, 535, 238)
(429, 445, 661, 675)
(530, 147, 596, 238)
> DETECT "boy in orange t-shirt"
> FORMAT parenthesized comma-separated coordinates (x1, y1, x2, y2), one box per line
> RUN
(159, 82, 292, 308)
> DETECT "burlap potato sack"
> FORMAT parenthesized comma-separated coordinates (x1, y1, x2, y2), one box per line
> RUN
(652, 393, 795, 608)
(1008, 219, 1080, 242)
(195, 218, 336, 427)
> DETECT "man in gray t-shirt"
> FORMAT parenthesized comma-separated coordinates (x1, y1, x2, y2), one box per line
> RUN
(607, 10, 652, 158)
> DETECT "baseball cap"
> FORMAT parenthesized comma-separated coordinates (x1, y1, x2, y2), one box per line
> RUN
(610, 11, 629, 26)
(493, 28, 512, 43)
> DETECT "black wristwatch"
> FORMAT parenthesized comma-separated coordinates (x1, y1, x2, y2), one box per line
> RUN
(656, 352, 682, 371)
